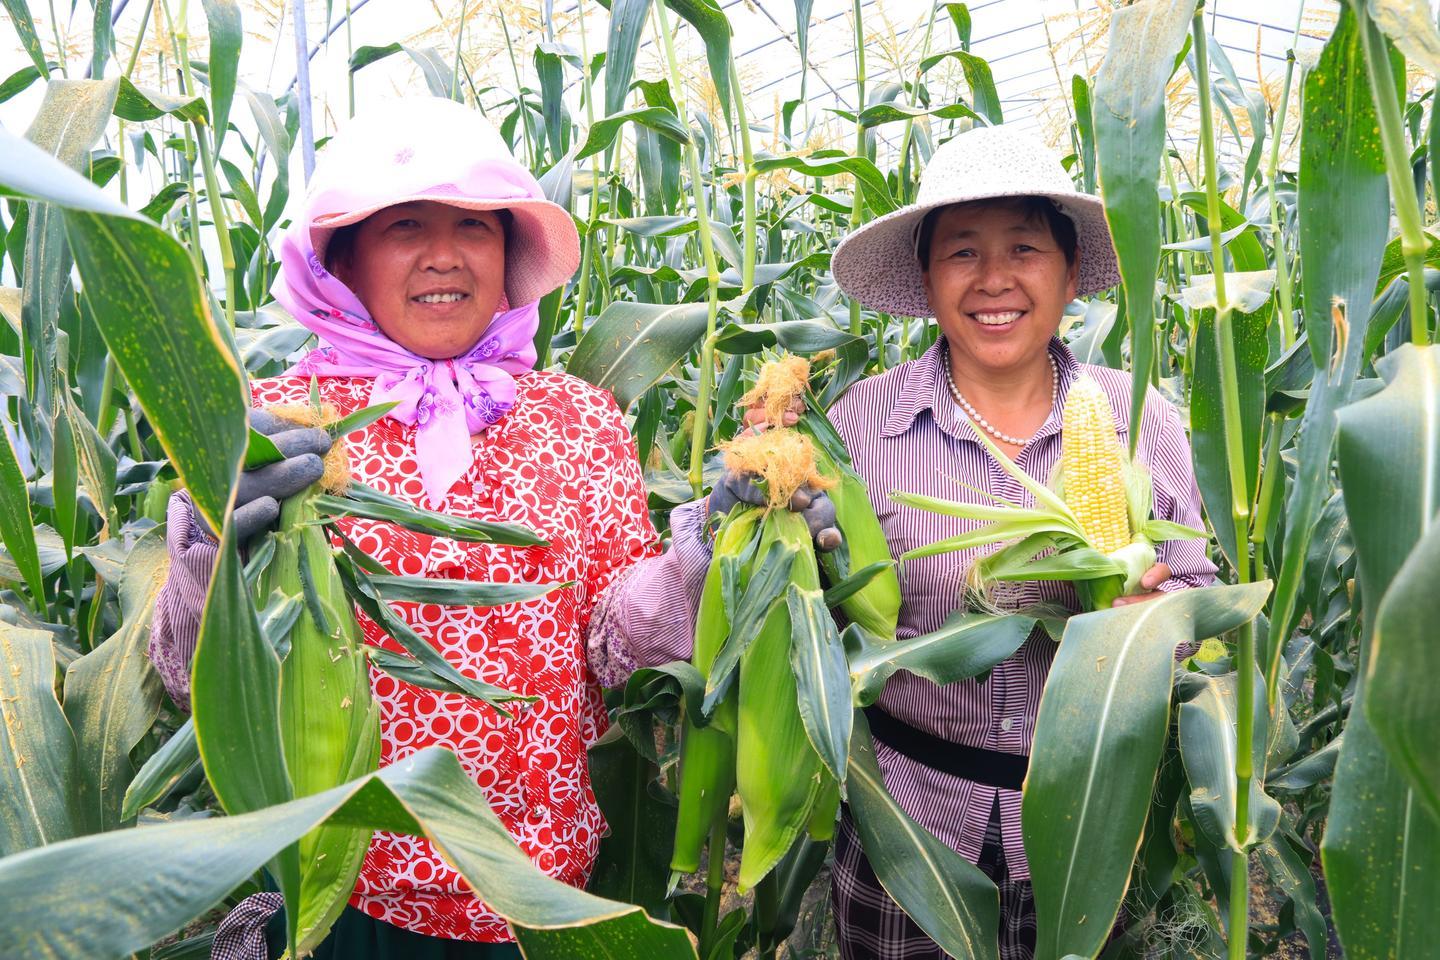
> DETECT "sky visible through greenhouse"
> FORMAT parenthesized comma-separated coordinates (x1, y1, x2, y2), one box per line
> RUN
(2, 0, 1338, 188)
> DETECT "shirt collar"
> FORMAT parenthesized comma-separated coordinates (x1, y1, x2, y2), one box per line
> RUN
(881, 336, 1092, 443)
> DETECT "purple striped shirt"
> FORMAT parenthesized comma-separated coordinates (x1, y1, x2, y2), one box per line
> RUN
(599, 337, 1216, 880)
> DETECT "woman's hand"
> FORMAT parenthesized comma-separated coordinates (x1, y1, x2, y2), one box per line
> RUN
(707, 397, 842, 551)
(1110, 562, 1172, 607)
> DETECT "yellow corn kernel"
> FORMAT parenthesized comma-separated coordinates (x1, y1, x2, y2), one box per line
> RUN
(1060, 377, 1131, 556)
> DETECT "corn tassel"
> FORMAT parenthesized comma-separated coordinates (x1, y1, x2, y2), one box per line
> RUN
(736, 509, 829, 892)
(263, 484, 380, 953)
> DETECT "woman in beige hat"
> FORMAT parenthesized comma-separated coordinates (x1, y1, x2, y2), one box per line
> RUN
(606, 123, 1219, 958)
(148, 97, 662, 960)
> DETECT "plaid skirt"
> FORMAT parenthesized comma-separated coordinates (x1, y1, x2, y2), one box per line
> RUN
(831, 797, 1036, 960)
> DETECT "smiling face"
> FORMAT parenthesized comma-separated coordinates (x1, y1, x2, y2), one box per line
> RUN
(331, 200, 507, 360)
(920, 198, 1078, 381)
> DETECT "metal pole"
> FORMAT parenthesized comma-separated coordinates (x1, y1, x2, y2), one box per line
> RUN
(292, 0, 316, 182)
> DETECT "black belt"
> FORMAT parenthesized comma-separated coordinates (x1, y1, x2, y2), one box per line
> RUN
(864, 706, 1029, 791)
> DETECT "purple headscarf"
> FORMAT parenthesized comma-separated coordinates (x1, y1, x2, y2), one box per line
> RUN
(270, 100, 562, 507)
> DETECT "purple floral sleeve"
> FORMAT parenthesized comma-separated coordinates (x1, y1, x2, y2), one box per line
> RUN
(146, 490, 217, 711)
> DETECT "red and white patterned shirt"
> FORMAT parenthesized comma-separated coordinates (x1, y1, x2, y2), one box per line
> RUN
(243, 369, 658, 939)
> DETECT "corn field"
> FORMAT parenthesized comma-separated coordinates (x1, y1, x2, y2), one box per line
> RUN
(0, 0, 1438, 957)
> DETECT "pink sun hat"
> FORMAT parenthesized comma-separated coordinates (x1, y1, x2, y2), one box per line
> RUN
(300, 95, 579, 308)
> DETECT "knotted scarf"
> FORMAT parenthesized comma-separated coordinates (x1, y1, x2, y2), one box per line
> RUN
(272, 147, 545, 507)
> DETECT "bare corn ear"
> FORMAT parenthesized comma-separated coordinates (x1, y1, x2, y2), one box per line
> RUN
(1059, 377, 1131, 555)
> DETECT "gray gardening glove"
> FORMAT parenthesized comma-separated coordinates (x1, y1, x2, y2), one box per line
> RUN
(708, 470, 843, 552)
(222, 409, 333, 543)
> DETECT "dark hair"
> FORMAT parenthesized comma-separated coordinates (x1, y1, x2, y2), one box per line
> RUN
(321, 207, 516, 275)
(915, 196, 1077, 268)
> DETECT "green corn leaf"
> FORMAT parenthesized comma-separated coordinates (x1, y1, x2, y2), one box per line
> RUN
(787, 584, 852, 786)
(889, 489, 1066, 527)
(857, 100, 984, 129)
(1140, 518, 1208, 542)
(244, 428, 285, 469)
(63, 394, 116, 525)
(114, 78, 208, 124)
(18, 79, 121, 472)
(846, 714, 1000, 960)
(752, 153, 897, 216)
(847, 613, 1037, 708)
(0, 0, 49, 75)
(897, 517, 1082, 561)
(364, 647, 511, 702)
(191, 517, 292, 817)
(603, 0, 652, 117)
(0, 415, 44, 608)
(1266, 1, 1394, 699)
(1093, 0, 1193, 453)
(0, 747, 698, 959)
(0, 624, 81, 855)
(121, 719, 200, 821)
(61, 527, 167, 833)
(349, 44, 458, 100)
(364, 572, 571, 608)
(917, 48, 1003, 124)
(333, 554, 535, 714)
(714, 317, 860, 356)
(315, 483, 546, 546)
(666, 0, 733, 126)
(324, 401, 398, 441)
(822, 559, 896, 609)
(568, 301, 711, 411)
(1323, 341, 1440, 957)
(585, 725, 677, 919)
(979, 538, 1124, 583)
(576, 106, 691, 162)
(1177, 671, 1281, 852)
(199, 0, 242, 146)
(1023, 581, 1271, 959)
(0, 63, 48, 105)
(1189, 290, 1271, 569)
(702, 539, 797, 715)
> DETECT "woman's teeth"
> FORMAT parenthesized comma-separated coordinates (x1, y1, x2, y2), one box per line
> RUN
(972, 310, 1022, 325)
(415, 293, 467, 304)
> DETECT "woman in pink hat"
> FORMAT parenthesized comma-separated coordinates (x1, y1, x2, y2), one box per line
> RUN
(149, 97, 660, 959)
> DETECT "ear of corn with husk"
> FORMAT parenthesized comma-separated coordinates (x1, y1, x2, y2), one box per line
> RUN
(249, 401, 557, 954)
(890, 375, 1205, 612)
(669, 356, 900, 893)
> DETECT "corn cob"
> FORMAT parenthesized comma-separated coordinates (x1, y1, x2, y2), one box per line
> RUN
(670, 355, 897, 895)
(735, 509, 830, 892)
(805, 433, 901, 639)
(890, 374, 1204, 612)
(670, 508, 757, 874)
(1058, 377, 1131, 556)
(251, 404, 381, 954)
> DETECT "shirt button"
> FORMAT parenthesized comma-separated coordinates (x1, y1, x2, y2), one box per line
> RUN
(1000, 717, 1014, 733)
(470, 481, 485, 496)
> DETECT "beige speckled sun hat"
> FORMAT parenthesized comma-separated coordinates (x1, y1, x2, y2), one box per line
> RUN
(830, 124, 1120, 317)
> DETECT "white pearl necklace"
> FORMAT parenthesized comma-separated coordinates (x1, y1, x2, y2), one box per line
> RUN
(942, 351, 1058, 447)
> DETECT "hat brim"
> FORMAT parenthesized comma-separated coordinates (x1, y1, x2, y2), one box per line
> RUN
(311, 194, 580, 309)
(830, 190, 1121, 317)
